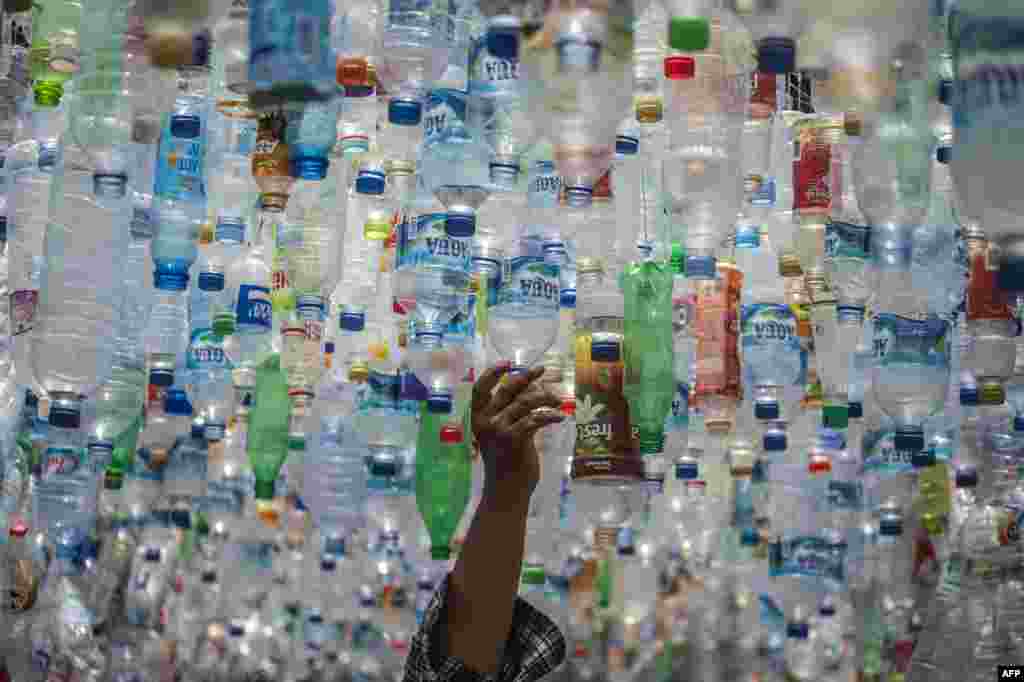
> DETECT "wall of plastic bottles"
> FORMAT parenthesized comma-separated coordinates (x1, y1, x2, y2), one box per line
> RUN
(0, 0, 1019, 678)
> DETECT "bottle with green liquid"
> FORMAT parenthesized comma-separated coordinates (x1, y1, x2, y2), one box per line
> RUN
(415, 402, 472, 561)
(247, 354, 291, 501)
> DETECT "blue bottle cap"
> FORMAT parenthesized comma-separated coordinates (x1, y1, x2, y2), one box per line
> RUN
(757, 37, 796, 74)
(676, 460, 699, 480)
(685, 255, 717, 279)
(94, 173, 127, 198)
(490, 162, 520, 188)
(615, 135, 639, 156)
(170, 509, 191, 529)
(445, 213, 476, 238)
(321, 557, 337, 572)
(369, 455, 401, 478)
(911, 448, 936, 468)
(355, 170, 386, 195)
(170, 113, 202, 139)
(879, 517, 903, 536)
(144, 547, 162, 562)
(388, 99, 423, 126)
(427, 393, 454, 414)
(893, 428, 924, 452)
(149, 368, 174, 387)
(340, 310, 366, 332)
(164, 389, 193, 416)
(1015, 415, 1024, 432)
(955, 465, 978, 488)
(560, 288, 576, 308)
(936, 145, 952, 165)
(740, 527, 760, 547)
(998, 254, 1024, 293)
(215, 216, 246, 244)
(564, 186, 593, 207)
(938, 78, 953, 106)
(191, 423, 206, 438)
(154, 261, 190, 291)
(25, 390, 37, 408)
(590, 339, 620, 362)
(754, 400, 780, 421)
(325, 341, 336, 354)
(818, 599, 836, 616)
(786, 622, 809, 639)
(960, 384, 979, 406)
(848, 401, 863, 419)
(346, 85, 374, 98)
(198, 271, 225, 292)
(290, 156, 329, 181)
(486, 17, 521, 61)
(763, 431, 787, 452)
(49, 404, 80, 429)
(228, 624, 245, 637)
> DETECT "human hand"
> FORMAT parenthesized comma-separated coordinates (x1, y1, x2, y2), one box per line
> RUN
(471, 364, 565, 507)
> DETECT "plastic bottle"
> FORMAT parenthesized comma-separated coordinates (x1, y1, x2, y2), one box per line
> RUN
(964, 227, 1017, 409)
(415, 403, 472, 561)
(248, 0, 337, 108)
(376, 6, 449, 128)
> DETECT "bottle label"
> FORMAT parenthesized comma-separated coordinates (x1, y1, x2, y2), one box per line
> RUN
(154, 114, 206, 203)
(949, 13, 1024, 131)
(252, 112, 290, 184)
(131, 202, 155, 239)
(527, 164, 562, 209)
(237, 540, 274, 576)
(769, 535, 845, 584)
(740, 303, 805, 389)
(396, 211, 472, 274)
(825, 220, 871, 260)
(10, 289, 37, 336)
(572, 324, 643, 481)
(668, 381, 689, 431)
(497, 256, 560, 311)
(792, 133, 831, 211)
(132, 447, 167, 483)
(42, 446, 82, 477)
(871, 313, 948, 367)
(827, 480, 864, 510)
(236, 284, 273, 330)
(424, 89, 470, 148)
(469, 38, 520, 95)
(187, 329, 233, 372)
(967, 249, 1015, 321)
(745, 174, 775, 207)
(862, 430, 915, 476)
(694, 267, 742, 404)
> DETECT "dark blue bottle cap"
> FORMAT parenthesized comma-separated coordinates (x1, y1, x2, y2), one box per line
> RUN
(321, 557, 337, 572)
(960, 384, 979, 406)
(427, 393, 453, 414)
(754, 400, 780, 421)
(616, 135, 639, 156)
(757, 37, 796, 74)
(340, 310, 366, 332)
(346, 85, 374, 98)
(170, 509, 191, 529)
(154, 261, 190, 291)
(1014, 416, 1024, 432)
(369, 455, 401, 478)
(685, 255, 717, 279)
(786, 622, 809, 639)
(149, 368, 174, 387)
(998, 254, 1024, 293)
(325, 341, 335, 353)
(355, 170, 386, 195)
(25, 390, 37, 407)
(936, 145, 952, 165)
(198, 271, 225, 292)
(388, 99, 423, 126)
(590, 339, 620, 362)
(740, 527, 760, 547)
(191, 423, 206, 438)
(164, 389, 193, 416)
(486, 18, 520, 61)
(170, 113, 202, 139)
(560, 288, 576, 308)
(675, 461, 699, 480)
(763, 431, 787, 452)
(848, 401, 863, 419)
(955, 465, 978, 488)
(49, 404, 80, 428)
(818, 600, 836, 616)
(228, 624, 245, 637)
(445, 213, 476, 238)
(938, 78, 953, 106)
(290, 156, 329, 181)
(911, 448, 936, 468)
(893, 428, 924, 452)
(144, 547, 162, 562)
(879, 518, 903, 536)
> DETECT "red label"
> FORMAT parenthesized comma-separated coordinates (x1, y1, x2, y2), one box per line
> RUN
(793, 137, 832, 211)
(967, 251, 1014, 321)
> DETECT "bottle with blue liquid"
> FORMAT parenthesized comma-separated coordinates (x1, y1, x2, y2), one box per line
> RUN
(248, 0, 337, 108)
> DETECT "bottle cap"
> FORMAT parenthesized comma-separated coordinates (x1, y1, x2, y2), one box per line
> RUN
(590, 339, 620, 362)
(1014, 415, 1024, 432)
(938, 78, 953, 106)
(740, 527, 760, 547)
(485, 16, 521, 61)
(164, 389, 193, 416)
(955, 465, 978, 488)
(254, 479, 276, 500)
(149, 368, 175, 387)
(198, 271, 225, 292)
(444, 213, 476, 238)
(668, 17, 710, 52)
(324, 341, 336, 354)
(757, 37, 796, 74)
(154, 261, 190, 291)
(170, 113, 202, 139)
(936, 145, 952, 165)
(911, 448, 936, 468)
(615, 135, 639, 156)
(893, 428, 924, 452)
(847, 401, 863, 419)
(879, 517, 903, 536)
(821, 404, 849, 429)
(560, 288, 576, 308)
(979, 381, 1005, 406)
(786, 622, 809, 639)
(388, 99, 423, 126)
(763, 431, 787, 452)
(675, 460, 699, 480)
(290, 156, 329, 181)
(49, 404, 80, 429)
(355, 170, 386, 195)
(564, 186, 593, 207)
(663, 55, 696, 80)
(490, 162, 520, 188)
(427, 392, 454, 414)
(960, 383, 979, 406)
(754, 400, 780, 421)
(191, 423, 206, 438)
(685, 255, 717, 279)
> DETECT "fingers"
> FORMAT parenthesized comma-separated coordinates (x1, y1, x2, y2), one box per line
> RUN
(496, 387, 562, 426)
(471, 363, 509, 414)
(509, 407, 565, 438)
(486, 365, 545, 417)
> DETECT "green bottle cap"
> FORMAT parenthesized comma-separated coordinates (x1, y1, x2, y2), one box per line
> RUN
(639, 428, 666, 456)
(670, 242, 685, 274)
(34, 80, 63, 108)
(979, 382, 1005, 406)
(431, 545, 451, 561)
(254, 479, 277, 501)
(213, 315, 236, 337)
(521, 564, 546, 586)
(668, 16, 710, 52)
(821, 404, 849, 429)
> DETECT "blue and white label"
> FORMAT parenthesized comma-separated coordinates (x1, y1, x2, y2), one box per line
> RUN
(825, 220, 871, 260)
(769, 535, 846, 584)
(872, 313, 948, 366)
(154, 114, 206, 204)
(827, 480, 864, 511)
(527, 163, 562, 209)
(950, 12, 1024, 131)
(862, 430, 915, 477)
(396, 211, 472, 274)
(740, 303, 806, 387)
(236, 284, 273, 330)
(498, 256, 560, 310)
(469, 38, 520, 95)
(249, 0, 333, 84)
(43, 446, 82, 477)
(187, 329, 232, 371)
(424, 89, 470, 148)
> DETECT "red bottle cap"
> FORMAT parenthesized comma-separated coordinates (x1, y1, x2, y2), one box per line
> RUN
(664, 56, 695, 80)
(440, 424, 464, 444)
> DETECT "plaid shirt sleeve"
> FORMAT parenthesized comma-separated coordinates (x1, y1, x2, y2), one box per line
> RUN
(402, 573, 566, 682)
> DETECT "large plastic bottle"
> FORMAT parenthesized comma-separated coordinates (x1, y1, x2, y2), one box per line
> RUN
(248, 0, 337, 108)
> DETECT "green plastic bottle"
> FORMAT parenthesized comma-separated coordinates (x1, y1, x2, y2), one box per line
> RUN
(30, 0, 82, 97)
(247, 354, 291, 500)
(415, 403, 472, 561)
(622, 259, 675, 456)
